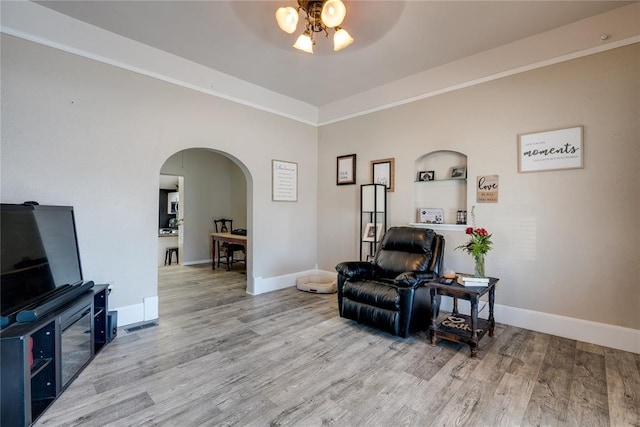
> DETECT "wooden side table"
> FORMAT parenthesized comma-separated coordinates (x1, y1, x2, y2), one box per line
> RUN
(426, 276, 499, 357)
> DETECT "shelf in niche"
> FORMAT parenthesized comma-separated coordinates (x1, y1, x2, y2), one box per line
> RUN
(415, 178, 467, 183)
(409, 223, 468, 231)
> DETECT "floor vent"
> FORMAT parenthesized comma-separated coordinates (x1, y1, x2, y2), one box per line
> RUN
(124, 321, 158, 333)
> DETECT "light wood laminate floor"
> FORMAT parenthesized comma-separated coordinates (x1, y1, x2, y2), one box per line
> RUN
(36, 264, 640, 426)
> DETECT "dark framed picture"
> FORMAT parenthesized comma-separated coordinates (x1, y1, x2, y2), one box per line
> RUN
(371, 158, 395, 192)
(418, 170, 435, 182)
(450, 166, 467, 179)
(336, 154, 356, 185)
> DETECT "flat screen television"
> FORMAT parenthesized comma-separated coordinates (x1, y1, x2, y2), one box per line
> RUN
(1, 203, 85, 327)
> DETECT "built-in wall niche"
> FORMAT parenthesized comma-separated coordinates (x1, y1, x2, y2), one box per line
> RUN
(411, 150, 467, 230)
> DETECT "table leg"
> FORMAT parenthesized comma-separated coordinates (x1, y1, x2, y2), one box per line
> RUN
(489, 286, 495, 337)
(470, 295, 479, 357)
(211, 237, 216, 270)
(429, 288, 439, 345)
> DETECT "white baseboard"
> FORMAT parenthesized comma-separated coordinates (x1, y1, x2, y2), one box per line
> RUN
(143, 296, 159, 321)
(182, 259, 211, 266)
(112, 303, 143, 327)
(250, 269, 335, 295)
(111, 296, 159, 327)
(439, 298, 639, 354)
(116, 271, 639, 354)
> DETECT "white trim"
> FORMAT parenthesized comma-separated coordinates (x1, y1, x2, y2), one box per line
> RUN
(112, 280, 638, 353)
(0, 1, 317, 126)
(111, 303, 144, 327)
(250, 269, 334, 295)
(143, 296, 159, 321)
(409, 223, 468, 232)
(1, 1, 638, 127)
(318, 35, 640, 126)
(182, 259, 211, 266)
(439, 299, 639, 354)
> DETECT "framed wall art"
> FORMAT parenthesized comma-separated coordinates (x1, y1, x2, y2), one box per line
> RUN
(450, 166, 467, 179)
(419, 208, 444, 224)
(272, 159, 297, 202)
(371, 158, 395, 192)
(362, 222, 383, 242)
(418, 170, 435, 182)
(336, 154, 356, 185)
(518, 125, 583, 173)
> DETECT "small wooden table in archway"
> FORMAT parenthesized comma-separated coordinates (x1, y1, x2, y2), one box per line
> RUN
(210, 232, 247, 271)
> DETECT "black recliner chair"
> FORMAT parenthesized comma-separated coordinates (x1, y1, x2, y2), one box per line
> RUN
(335, 226, 444, 338)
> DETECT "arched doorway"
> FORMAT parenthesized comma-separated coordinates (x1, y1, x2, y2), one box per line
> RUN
(156, 148, 250, 296)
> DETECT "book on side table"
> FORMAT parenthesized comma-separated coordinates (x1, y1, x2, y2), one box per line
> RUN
(457, 273, 490, 286)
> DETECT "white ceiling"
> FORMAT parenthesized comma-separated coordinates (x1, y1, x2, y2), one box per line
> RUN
(34, 1, 632, 108)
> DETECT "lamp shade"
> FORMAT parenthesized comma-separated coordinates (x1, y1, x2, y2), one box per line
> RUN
(275, 6, 298, 33)
(321, 0, 346, 28)
(333, 27, 354, 51)
(293, 33, 314, 53)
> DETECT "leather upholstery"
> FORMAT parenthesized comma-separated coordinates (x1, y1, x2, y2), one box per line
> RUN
(335, 226, 444, 338)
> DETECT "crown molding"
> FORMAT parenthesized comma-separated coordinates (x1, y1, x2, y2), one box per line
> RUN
(2, 1, 638, 127)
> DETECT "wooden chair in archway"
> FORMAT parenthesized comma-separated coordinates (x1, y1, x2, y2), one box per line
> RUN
(213, 218, 246, 270)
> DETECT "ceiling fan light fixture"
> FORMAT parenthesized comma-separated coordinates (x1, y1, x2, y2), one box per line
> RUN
(275, 6, 299, 34)
(276, 0, 353, 52)
(293, 32, 314, 54)
(321, 0, 346, 28)
(333, 27, 353, 51)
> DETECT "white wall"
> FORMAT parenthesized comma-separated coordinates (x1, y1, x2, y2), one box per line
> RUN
(1, 35, 318, 324)
(318, 44, 640, 337)
(160, 149, 246, 265)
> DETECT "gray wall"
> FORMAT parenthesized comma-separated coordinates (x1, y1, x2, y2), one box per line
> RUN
(1, 35, 318, 321)
(318, 44, 640, 330)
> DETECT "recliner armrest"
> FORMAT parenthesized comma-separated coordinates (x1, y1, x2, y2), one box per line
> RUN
(335, 261, 379, 280)
(394, 271, 437, 288)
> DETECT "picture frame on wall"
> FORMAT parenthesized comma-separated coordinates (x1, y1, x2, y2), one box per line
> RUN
(336, 154, 356, 185)
(371, 158, 395, 192)
(419, 208, 444, 224)
(450, 166, 467, 179)
(272, 159, 298, 202)
(418, 170, 435, 182)
(517, 125, 584, 173)
(362, 223, 383, 242)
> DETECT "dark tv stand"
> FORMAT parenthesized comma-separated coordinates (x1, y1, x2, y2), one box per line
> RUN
(0, 285, 112, 427)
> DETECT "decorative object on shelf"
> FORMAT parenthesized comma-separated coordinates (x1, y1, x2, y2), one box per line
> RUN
(336, 153, 356, 185)
(456, 210, 467, 224)
(456, 273, 490, 287)
(455, 206, 493, 277)
(450, 165, 467, 179)
(418, 170, 435, 181)
(272, 159, 298, 201)
(371, 158, 395, 192)
(477, 175, 499, 203)
(275, 0, 354, 54)
(518, 125, 583, 173)
(419, 208, 444, 224)
(362, 222, 383, 242)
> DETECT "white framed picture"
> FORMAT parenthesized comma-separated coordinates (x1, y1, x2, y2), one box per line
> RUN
(419, 208, 444, 224)
(362, 223, 383, 242)
(518, 125, 583, 173)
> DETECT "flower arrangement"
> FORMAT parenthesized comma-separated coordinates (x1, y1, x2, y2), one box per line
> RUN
(455, 207, 493, 277)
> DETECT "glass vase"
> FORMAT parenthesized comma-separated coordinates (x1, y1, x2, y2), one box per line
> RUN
(474, 253, 485, 278)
